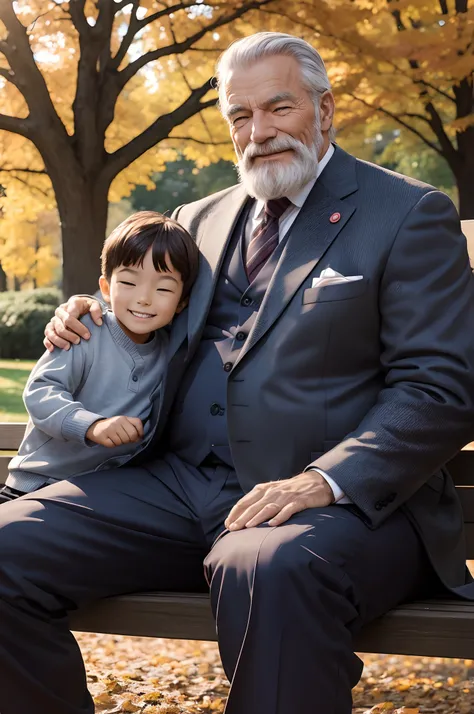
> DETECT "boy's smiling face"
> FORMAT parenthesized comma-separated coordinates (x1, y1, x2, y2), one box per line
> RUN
(99, 248, 185, 343)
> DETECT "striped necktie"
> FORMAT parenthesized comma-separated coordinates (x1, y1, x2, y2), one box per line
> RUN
(246, 197, 291, 283)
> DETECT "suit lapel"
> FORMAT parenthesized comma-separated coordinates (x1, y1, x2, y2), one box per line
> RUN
(187, 184, 249, 352)
(167, 308, 188, 361)
(234, 146, 359, 368)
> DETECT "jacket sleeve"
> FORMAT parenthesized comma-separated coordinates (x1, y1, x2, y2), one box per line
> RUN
(23, 327, 104, 444)
(310, 190, 474, 527)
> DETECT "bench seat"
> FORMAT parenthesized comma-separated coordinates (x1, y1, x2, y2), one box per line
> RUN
(70, 592, 474, 659)
(2, 422, 474, 659)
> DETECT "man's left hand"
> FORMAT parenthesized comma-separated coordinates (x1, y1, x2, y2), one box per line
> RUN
(225, 471, 335, 531)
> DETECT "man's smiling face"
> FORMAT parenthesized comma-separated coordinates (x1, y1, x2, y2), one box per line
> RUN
(223, 54, 334, 200)
(225, 54, 317, 163)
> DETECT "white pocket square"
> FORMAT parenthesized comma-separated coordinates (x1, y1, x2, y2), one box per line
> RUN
(312, 268, 363, 288)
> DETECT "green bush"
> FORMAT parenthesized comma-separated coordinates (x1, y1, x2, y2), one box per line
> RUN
(0, 288, 61, 359)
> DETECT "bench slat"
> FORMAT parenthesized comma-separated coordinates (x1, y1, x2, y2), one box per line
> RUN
(0, 423, 26, 450)
(457, 488, 474, 521)
(447, 450, 474, 486)
(0, 454, 9, 485)
(69, 592, 474, 659)
(464, 524, 474, 558)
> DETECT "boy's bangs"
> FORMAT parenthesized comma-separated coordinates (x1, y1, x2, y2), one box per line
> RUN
(119, 229, 171, 275)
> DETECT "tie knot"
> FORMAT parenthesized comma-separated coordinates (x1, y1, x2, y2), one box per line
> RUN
(265, 197, 291, 220)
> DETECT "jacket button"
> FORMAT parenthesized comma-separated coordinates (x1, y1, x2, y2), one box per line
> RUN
(241, 297, 253, 307)
(236, 331, 246, 341)
(223, 362, 233, 372)
(387, 492, 396, 503)
(210, 403, 221, 416)
(374, 502, 383, 511)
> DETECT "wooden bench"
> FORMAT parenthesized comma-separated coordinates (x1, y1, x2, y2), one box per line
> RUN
(2, 422, 474, 659)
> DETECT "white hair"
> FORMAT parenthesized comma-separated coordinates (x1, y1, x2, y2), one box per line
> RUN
(216, 32, 336, 140)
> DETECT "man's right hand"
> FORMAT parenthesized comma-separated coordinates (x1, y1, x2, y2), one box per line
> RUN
(86, 416, 144, 447)
(44, 296, 104, 352)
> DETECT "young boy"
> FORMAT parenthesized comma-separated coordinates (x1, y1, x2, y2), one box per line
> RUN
(1, 211, 199, 503)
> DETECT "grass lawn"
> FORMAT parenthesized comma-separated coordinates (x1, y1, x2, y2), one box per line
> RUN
(0, 359, 34, 422)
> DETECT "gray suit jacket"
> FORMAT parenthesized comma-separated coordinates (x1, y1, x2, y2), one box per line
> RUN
(144, 145, 474, 589)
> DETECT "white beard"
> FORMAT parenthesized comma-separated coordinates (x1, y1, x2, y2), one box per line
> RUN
(236, 130, 324, 201)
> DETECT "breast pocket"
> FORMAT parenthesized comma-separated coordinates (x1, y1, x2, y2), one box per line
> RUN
(303, 279, 368, 305)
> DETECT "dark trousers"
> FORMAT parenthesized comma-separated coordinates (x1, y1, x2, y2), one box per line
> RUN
(0, 455, 432, 714)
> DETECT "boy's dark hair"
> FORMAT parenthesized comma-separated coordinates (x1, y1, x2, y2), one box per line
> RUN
(101, 211, 199, 300)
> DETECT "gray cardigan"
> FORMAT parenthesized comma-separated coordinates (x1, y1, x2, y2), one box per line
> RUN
(7, 311, 168, 492)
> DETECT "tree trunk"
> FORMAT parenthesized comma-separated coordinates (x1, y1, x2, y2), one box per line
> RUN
(453, 126, 474, 221)
(54, 180, 110, 299)
(456, 170, 474, 221)
(453, 150, 474, 221)
(0, 262, 6, 292)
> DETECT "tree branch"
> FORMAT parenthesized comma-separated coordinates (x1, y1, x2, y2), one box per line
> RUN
(112, 0, 216, 69)
(103, 78, 215, 182)
(113, 0, 136, 11)
(0, 113, 31, 138)
(454, 0, 468, 13)
(349, 93, 443, 156)
(168, 18, 216, 144)
(199, 98, 218, 111)
(0, 39, 12, 60)
(0, 67, 17, 86)
(399, 112, 432, 123)
(2, 173, 51, 198)
(111, 0, 140, 69)
(28, 9, 56, 32)
(169, 135, 231, 146)
(0, 4, 68, 133)
(68, 0, 90, 35)
(425, 101, 460, 168)
(118, 0, 273, 89)
(0, 166, 47, 175)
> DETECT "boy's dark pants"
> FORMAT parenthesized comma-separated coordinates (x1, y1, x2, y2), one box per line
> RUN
(0, 454, 431, 714)
(0, 485, 31, 504)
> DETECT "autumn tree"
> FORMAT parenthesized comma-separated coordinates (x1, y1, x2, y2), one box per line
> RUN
(280, 0, 474, 218)
(1, 1, 472, 299)
(0, 0, 276, 296)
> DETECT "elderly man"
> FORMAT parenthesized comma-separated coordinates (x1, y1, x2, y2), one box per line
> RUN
(1, 32, 474, 714)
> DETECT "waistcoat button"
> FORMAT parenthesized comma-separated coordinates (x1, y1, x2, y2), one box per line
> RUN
(132, 375, 138, 382)
(210, 403, 221, 416)
(236, 331, 246, 341)
(241, 297, 253, 307)
(223, 362, 233, 372)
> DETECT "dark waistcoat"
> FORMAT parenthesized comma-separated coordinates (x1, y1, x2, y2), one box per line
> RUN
(166, 201, 287, 466)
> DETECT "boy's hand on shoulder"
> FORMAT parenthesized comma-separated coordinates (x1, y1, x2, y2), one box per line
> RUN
(86, 416, 144, 447)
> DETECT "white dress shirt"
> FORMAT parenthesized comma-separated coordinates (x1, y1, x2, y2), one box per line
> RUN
(244, 143, 349, 505)
(245, 143, 335, 245)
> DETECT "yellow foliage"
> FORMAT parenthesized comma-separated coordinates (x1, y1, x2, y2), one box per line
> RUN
(0, 0, 473, 286)
(0, 179, 60, 287)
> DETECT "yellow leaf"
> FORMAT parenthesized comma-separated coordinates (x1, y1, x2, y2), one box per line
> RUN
(93, 692, 117, 709)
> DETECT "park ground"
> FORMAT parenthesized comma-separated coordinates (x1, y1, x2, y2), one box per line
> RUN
(1, 359, 473, 713)
(0, 359, 34, 422)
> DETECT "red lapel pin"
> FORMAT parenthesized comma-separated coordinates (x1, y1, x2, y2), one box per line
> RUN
(329, 212, 341, 224)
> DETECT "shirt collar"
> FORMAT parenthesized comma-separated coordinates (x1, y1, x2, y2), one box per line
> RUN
(254, 142, 335, 217)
